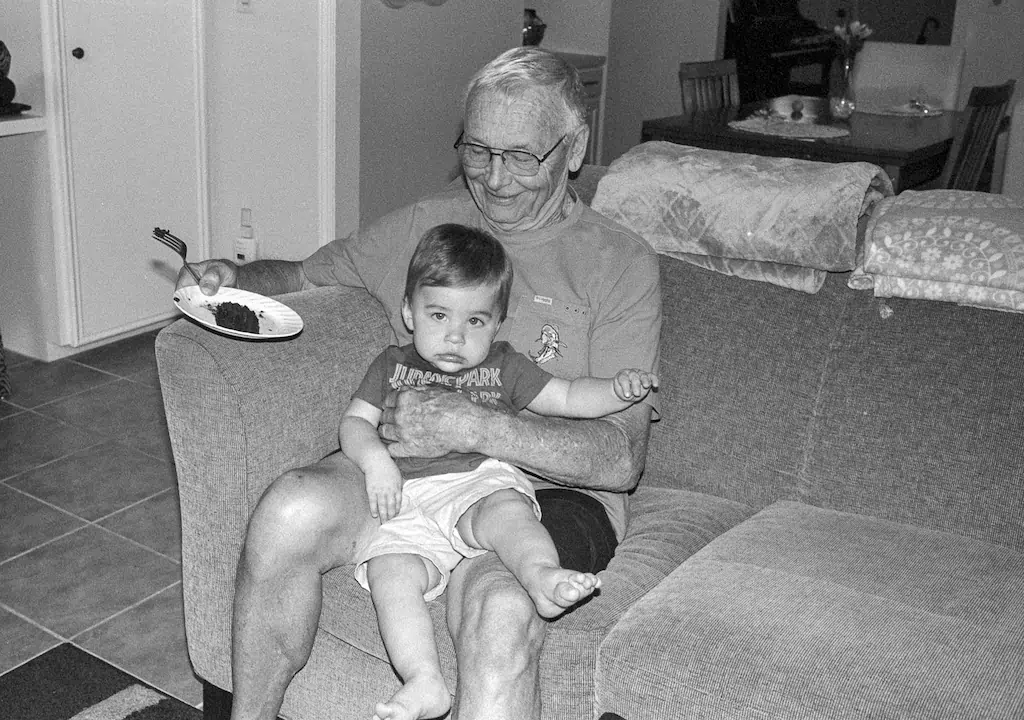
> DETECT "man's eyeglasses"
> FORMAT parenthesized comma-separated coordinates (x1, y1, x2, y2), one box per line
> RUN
(453, 132, 566, 177)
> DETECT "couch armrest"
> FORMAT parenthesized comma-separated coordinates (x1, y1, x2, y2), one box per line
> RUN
(155, 285, 392, 689)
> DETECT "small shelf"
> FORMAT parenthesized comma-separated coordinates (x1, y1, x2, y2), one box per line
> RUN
(0, 114, 47, 138)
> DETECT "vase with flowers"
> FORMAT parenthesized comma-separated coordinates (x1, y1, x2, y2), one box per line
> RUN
(830, 20, 872, 119)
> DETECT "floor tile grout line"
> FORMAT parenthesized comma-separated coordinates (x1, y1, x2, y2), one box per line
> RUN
(1, 474, 103, 520)
(0, 642, 68, 680)
(70, 579, 183, 641)
(68, 358, 140, 381)
(0, 521, 90, 568)
(0, 484, 180, 567)
(67, 635, 203, 709)
(2, 374, 124, 413)
(0, 600, 69, 643)
(0, 406, 113, 452)
(91, 486, 176, 525)
(91, 516, 183, 566)
(0, 410, 170, 483)
(18, 387, 169, 445)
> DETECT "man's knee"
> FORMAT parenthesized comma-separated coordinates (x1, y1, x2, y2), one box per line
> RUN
(243, 463, 367, 572)
(453, 572, 546, 666)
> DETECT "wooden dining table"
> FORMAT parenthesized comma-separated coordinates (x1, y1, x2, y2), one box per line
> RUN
(641, 96, 961, 193)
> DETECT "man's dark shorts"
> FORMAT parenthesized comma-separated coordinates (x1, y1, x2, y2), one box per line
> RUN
(536, 488, 618, 574)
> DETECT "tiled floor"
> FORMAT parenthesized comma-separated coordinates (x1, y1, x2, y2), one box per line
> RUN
(0, 329, 203, 707)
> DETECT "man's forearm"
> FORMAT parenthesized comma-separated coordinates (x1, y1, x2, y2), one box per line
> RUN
(473, 402, 652, 492)
(236, 259, 312, 296)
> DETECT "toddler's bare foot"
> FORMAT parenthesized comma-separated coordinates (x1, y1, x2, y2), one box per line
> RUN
(522, 565, 601, 618)
(373, 671, 451, 720)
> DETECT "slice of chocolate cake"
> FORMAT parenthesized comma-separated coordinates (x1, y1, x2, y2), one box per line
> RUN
(213, 301, 260, 333)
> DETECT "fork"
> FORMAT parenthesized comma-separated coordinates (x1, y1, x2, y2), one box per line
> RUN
(153, 227, 203, 284)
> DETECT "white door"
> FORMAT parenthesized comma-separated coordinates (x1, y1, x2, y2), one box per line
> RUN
(61, 0, 204, 343)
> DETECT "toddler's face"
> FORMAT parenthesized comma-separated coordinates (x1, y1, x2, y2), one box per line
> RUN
(402, 282, 503, 373)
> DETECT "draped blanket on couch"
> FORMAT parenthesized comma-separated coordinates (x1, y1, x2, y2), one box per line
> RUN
(591, 141, 893, 293)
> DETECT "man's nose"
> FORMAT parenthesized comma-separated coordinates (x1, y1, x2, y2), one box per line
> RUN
(485, 152, 509, 187)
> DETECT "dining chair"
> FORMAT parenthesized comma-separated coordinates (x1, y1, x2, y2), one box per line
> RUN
(1000, 96, 1024, 198)
(679, 59, 741, 115)
(937, 79, 1016, 191)
(850, 41, 965, 111)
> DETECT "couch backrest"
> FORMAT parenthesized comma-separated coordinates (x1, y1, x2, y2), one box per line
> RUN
(644, 256, 1024, 551)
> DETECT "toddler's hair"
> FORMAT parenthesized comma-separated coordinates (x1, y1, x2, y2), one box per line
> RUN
(405, 224, 513, 320)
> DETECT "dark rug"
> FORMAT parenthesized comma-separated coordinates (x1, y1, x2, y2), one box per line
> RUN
(0, 644, 201, 720)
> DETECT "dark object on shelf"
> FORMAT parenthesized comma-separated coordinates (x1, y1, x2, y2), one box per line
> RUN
(0, 102, 30, 117)
(0, 40, 16, 106)
(917, 16, 941, 44)
(523, 8, 546, 46)
(0, 76, 15, 106)
(0, 40, 11, 78)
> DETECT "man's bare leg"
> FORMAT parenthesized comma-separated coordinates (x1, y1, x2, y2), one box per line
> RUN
(457, 489, 600, 618)
(230, 453, 378, 720)
(444, 552, 547, 720)
(367, 554, 451, 720)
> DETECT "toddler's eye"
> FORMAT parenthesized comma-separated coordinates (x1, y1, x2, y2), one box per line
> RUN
(431, 312, 446, 321)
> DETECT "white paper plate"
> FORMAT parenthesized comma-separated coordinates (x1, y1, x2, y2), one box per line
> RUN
(173, 286, 303, 340)
(859, 102, 944, 117)
(889, 102, 944, 116)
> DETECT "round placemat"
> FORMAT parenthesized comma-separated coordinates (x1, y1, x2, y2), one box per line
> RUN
(728, 117, 850, 139)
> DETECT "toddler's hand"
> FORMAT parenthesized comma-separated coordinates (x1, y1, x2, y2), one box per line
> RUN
(365, 461, 404, 523)
(613, 369, 659, 402)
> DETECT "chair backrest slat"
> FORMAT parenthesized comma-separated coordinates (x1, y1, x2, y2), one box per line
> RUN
(679, 59, 740, 115)
(939, 79, 1016, 191)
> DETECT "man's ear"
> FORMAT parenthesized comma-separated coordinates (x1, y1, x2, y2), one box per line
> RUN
(567, 124, 590, 173)
(401, 297, 415, 333)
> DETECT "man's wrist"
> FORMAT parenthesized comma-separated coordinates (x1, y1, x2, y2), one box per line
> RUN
(458, 398, 517, 456)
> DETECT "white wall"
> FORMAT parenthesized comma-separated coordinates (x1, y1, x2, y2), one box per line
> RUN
(527, 1, 612, 55)
(358, 0, 520, 225)
(204, 1, 323, 262)
(951, 0, 1023, 105)
(336, 2, 361, 240)
(602, 0, 729, 163)
(0, 133, 59, 359)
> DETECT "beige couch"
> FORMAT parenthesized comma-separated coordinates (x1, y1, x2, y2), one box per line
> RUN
(158, 164, 1024, 720)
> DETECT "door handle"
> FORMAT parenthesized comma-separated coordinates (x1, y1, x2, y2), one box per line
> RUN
(72, 47, 85, 59)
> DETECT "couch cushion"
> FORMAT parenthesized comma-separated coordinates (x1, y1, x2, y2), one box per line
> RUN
(596, 500, 1024, 720)
(317, 486, 754, 719)
(644, 257, 851, 508)
(800, 285, 1024, 551)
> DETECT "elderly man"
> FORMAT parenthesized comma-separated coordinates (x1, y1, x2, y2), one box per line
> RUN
(180, 47, 661, 720)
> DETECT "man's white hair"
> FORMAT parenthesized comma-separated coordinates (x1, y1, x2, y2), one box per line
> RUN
(464, 47, 587, 132)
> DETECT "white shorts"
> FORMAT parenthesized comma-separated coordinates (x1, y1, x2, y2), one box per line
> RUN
(353, 458, 541, 601)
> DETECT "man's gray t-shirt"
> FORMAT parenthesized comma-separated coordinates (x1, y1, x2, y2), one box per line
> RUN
(304, 183, 662, 539)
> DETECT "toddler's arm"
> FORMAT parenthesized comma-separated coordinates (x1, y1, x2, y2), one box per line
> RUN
(340, 398, 404, 522)
(527, 369, 659, 419)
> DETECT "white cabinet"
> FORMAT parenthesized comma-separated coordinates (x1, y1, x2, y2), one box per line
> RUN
(0, 0, 208, 360)
(53, 0, 207, 346)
